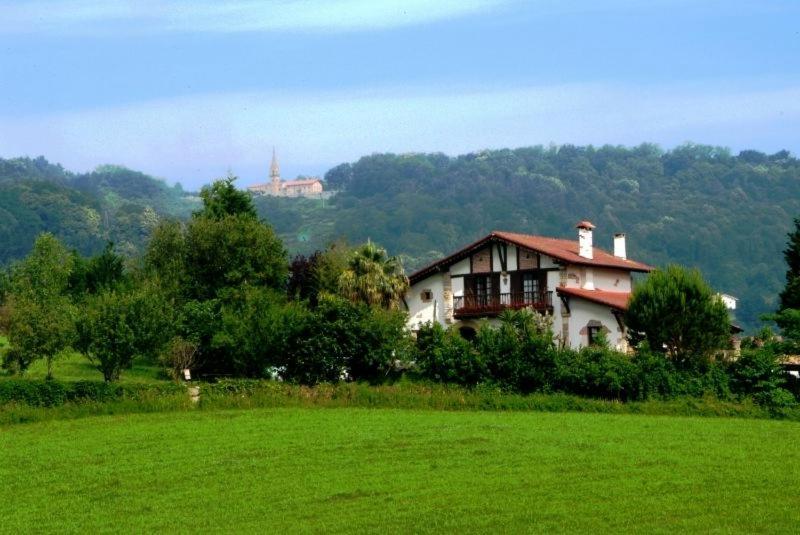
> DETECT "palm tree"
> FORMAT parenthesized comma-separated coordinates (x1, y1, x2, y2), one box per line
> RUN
(338, 241, 409, 309)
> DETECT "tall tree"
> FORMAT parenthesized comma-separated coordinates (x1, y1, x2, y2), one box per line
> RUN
(779, 217, 800, 310)
(625, 265, 730, 367)
(337, 241, 408, 309)
(5, 233, 76, 377)
(195, 172, 257, 220)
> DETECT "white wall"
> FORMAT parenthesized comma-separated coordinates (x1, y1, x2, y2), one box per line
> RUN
(507, 246, 518, 271)
(566, 299, 626, 351)
(593, 268, 632, 292)
(540, 255, 558, 269)
(406, 273, 445, 331)
(450, 258, 470, 276)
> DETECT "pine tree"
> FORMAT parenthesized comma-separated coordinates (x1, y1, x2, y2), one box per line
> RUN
(779, 217, 800, 310)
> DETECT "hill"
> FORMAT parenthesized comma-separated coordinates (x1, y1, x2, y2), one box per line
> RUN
(0, 156, 198, 261)
(259, 144, 800, 331)
(2, 145, 798, 331)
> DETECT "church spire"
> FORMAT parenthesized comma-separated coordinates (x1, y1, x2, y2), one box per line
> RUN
(270, 146, 280, 180)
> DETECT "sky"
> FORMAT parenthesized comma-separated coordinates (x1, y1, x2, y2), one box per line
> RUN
(1, 0, 799, 189)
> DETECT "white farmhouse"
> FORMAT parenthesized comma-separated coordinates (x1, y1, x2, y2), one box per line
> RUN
(404, 221, 653, 351)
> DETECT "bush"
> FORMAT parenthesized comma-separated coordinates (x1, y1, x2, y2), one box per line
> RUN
(279, 295, 412, 384)
(0, 379, 184, 408)
(477, 310, 557, 393)
(0, 380, 68, 406)
(554, 345, 638, 400)
(729, 348, 796, 408)
(415, 323, 487, 386)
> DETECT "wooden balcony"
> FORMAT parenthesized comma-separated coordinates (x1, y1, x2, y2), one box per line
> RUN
(453, 291, 553, 318)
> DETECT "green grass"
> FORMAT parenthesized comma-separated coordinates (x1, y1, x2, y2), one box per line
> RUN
(2, 408, 799, 533)
(0, 351, 164, 383)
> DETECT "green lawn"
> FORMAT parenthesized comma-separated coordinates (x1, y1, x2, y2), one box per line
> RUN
(2, 408, 799, 533)
(0, 350, 164, 383)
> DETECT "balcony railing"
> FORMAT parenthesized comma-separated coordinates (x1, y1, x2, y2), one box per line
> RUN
(453, 291, 553, 318)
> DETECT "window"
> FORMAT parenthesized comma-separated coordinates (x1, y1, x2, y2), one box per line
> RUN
(587, 321, 604, 345)
(522, 273, 540, 303)
(475, 275, 492, 306)
(420, 289, 433, 302)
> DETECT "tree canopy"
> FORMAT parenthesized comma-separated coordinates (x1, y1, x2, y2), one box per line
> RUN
(626, 265, 731, 367)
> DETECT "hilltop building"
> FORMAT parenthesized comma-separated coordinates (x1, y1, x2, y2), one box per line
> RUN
(248, 149, 323, 198)
(404, 221, 653, 352)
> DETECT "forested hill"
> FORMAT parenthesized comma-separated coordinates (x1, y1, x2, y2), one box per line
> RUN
(0, 156, 198, 260)
(259, 144, 800, 331)
(3, 145, 799, 332)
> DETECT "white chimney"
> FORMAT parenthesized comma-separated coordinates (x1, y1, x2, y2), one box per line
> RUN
(613, 233, 627, 260)
(576, 220, 595, 259)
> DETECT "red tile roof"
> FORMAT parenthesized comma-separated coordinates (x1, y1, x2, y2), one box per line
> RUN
(493, 231, 652, 272)
(409, 230, 652, 283)
(283, 179, 322, 187)
(555, 287, 632, 311)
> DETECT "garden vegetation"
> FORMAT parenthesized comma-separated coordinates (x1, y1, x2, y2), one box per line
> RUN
(1, 175, 799, 416)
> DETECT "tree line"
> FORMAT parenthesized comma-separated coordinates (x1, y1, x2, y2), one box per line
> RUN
(1, 174, 800, 411)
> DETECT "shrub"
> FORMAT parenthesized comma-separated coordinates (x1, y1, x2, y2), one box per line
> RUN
(160, 337, 199, 381)
(477, 309, 558, 393)
(415, 323, 487, 386)
(554, 345, 638, 400)
(0, 380, 68, 406)
(729, 348, 796, 407)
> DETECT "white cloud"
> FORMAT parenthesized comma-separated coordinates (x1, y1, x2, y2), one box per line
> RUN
(0, 0, 512, 35)
(2, 82, 799, 188)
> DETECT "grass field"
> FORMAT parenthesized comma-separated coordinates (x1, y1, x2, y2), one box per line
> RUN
(2, 408, 799, 533)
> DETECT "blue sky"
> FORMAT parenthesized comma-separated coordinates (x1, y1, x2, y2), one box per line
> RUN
(1, 0, 799, 189)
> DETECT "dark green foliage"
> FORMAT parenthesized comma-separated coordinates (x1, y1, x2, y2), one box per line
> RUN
(196, 173, 257, 220)
(6, 234, 77, 377)
(214, 288, 308, 377)
(185, 214, 286, 301)
(0, 379, 67, 406)
(0, 379, 182, 407)
(626, 265, 731, 367)
(69, 242, 126, 296)
(267, 145, 800, 331)
(0, 157, 196, 264)
(278, 295, 412, 385)
(728, 348, 796, 408)
(554, 345, 638, 400)
(75, 291, 139, 382)
(779, 217, 800, 310)
(415, 323, 487, 386)
(477, 310, 558, 393)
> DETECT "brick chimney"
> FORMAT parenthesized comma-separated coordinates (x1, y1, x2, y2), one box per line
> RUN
(576, 220, 595, 259)
(613, 233, 626, 260)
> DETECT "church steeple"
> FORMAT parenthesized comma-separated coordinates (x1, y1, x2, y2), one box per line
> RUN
(270, 147, 280, 180)
(269, 146, 281, 194)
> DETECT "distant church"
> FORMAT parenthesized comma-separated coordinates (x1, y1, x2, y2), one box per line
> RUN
(247, 149, 324, 197)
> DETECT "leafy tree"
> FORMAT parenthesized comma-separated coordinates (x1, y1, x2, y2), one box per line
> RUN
(10, 233, 74, 301)
(477, 309, 558, 393)
(69, 242, 126, 296)
(338, 241, 408, 309)
(185, 214, 287, 300)
(196, 173, 257, 220)
(626, 265, 731, 367)
(779, 217, 800, 310)
(5, 234, 77, 377)
(76, 291, 137, 382)
(5, 296, 75, 377)
(144, 219, 187, 297)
